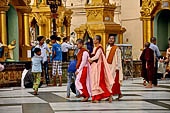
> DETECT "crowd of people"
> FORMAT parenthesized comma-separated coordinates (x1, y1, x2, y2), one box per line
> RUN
(140, 37, 170, 88)
(17, 34, 170, 101)
(20, 34, 123, 103)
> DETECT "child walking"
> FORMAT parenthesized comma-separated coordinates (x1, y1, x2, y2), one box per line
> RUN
(66, 58, 79, 98)
(32, 48, 43, 95)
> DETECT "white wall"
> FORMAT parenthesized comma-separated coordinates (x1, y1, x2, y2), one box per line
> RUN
(121, 0, 143, 60)
(70, 10, 87, 33)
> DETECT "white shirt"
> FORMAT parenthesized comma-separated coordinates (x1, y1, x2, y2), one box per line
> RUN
(61, 42, 73, 52)
(36, 43, 51, 63)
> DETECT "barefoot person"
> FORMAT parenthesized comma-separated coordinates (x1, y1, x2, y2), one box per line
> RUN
(140, 42, 155, 88)
(88, 35, 114, 103)
(106, 35, 123, 100)
(51, 35, 62, 86)
(75, 39, 91, 102)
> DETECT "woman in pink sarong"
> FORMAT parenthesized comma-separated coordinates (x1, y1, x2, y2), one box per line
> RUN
(88, 35, 114, 103)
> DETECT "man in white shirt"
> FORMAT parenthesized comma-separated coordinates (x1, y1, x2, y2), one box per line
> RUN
(36, 36, 51, 86)
(61, 37, 74, 62)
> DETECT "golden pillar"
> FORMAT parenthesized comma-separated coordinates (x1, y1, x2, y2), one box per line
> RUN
(33, 0, 38, 6)
(102, 33, 108, 52)
(0, 11, 7, 46)
(66, 25, 71, 40)
(40, 0, 47, 6)
(39, 24, 43, 36)
(58, 26, 62, 37)
(48, 18, 51, 37)
(142, 17, 152, 46)
(24, 13, 30, 46)
(119, 34, 123, 44)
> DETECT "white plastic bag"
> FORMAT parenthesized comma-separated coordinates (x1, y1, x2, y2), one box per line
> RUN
(0, 64, 4, 71)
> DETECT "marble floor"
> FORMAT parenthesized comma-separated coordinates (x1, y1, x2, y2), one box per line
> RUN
(0, 78, 170, 113)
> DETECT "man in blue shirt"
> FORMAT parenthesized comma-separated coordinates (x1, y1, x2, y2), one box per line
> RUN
(51, 35, 62, 86)
(150, 37, 161, 86)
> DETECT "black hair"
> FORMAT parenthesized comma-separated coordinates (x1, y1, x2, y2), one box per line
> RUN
(71, 32, 75, 35)
(34, 48, 41, 54)
(25, 62, 31, 70)
(150, 37, 156, 43)
(63, 37, 67, 42)
(37, 36, 44, 42)
(145, 42, 150, 48)
(46, 39, 50, 44)
(109, 34, 117, 38)
(76, 39, 84, 44)
(50, 35, 57, 40)
(96, 35, 101, 43)
(169, 37, 170, 41)
(50, 35, 61, 41)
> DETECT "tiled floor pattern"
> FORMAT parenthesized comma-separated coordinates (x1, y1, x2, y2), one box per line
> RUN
(0, 78, 170, 113)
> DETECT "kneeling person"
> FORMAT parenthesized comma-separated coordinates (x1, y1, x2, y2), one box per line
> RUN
(75, 39, 91, 102)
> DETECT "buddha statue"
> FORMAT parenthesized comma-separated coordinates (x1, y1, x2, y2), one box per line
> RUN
(8, 40, 16, 60)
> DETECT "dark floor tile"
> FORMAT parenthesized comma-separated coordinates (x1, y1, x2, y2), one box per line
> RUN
(22, 103, 54, 113)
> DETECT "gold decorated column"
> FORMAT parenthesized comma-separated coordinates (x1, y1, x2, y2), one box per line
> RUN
(24, 13, 30, 46)
(119, 34, 123, 44)
(142, 17, 152, 46)
(58, 26, 62, 37)
(33, 0, 38, 6)
(66, 25, 71, 40)
(39, 24, 43, 36)
(101, 33, 108, 52)
(48, 18, 51, 37)
(0, 11, 7, 46)
(40, 0, 47, 6)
